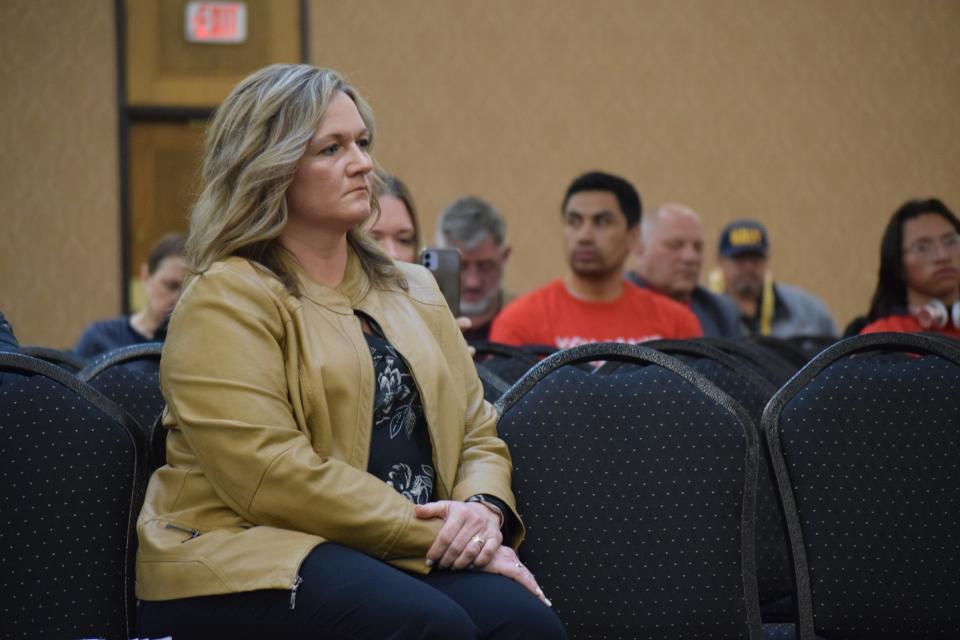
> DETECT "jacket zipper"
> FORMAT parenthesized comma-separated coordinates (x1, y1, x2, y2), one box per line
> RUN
(289, 575, 302, 610)
(165, 522, 303, 610)
(164, 522, 201, 542)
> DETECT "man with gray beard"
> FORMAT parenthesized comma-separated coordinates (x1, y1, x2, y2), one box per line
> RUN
(715, 219, 837, 337)
(436, 196, 513, 342)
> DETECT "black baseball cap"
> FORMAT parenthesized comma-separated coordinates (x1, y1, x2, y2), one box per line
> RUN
(718, 219, 769, 257)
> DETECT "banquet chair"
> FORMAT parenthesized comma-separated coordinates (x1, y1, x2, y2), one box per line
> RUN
(762, 332, 960, 639)
(0, 352, 147, 640)
(496, 342, 762, 639)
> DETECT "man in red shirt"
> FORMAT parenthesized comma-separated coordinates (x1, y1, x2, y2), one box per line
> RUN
(490, 171, 702, 348)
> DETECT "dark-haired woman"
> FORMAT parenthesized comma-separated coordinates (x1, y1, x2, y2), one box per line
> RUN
(860, 198, 960, 338)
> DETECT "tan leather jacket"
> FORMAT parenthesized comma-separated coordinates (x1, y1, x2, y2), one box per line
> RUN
(136, 251, 521, 602)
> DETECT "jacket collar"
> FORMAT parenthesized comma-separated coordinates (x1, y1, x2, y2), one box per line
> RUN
(282, 245, 374, 315)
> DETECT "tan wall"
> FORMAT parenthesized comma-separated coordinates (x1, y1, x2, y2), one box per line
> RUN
(0, 0, 119, 348)
(309, 0, 960, 329)
(3, 1, 958, 347)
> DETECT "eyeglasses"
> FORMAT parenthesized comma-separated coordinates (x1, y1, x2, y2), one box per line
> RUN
(461, 259, 502, 276)
(903, 232, 960, 260)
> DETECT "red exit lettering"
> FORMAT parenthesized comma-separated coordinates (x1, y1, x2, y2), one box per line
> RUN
(185, 2, 247, 44)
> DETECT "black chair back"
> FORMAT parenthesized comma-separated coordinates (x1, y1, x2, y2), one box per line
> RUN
(747, 336, 816, 370)
(496, 342, 762, 640)
(520, 343, 560, 358)
(622, 339, 794, 618)
(698, 337, 798, 386)
(786, 335, 838, 362)
(470, 341, 541, 402)
(21, 345, 87, 372)
(471, 341, 540, 384)
(77, 342, 163, 379)
(762, 333, 960, 640)
(0, 353, 147, 640)
(78, 343, 164, 436)
(474, 364, 512, 403)
(147, 411, 169, 472)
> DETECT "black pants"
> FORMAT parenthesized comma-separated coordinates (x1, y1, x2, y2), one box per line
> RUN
(138, 543, 566, 639)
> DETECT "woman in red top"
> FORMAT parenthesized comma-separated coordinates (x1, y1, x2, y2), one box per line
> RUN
(860, 198, 960, 339)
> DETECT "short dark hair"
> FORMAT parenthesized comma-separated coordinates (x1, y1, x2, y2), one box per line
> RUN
(561, 171, 642, 229)
(867, 198, 960, 320)
(147, 233, 187, 274)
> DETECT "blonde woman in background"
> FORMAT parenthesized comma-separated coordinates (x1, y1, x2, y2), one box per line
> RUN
(135, 64, 563, 640)
(364, 170, 421, 263)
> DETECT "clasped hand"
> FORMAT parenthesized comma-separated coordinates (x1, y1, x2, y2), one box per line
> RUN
(415, 500, 501, 570)
(415, 500, 552, 607)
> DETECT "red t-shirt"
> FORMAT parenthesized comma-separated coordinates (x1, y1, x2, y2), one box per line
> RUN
(859, 314, 960, 339)
(489, 279, 702, 348)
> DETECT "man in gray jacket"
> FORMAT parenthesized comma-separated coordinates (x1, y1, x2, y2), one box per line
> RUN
(714, 219, 837, 338)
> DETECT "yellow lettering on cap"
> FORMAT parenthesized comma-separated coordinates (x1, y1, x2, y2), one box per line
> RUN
(730, 228, 762, 246)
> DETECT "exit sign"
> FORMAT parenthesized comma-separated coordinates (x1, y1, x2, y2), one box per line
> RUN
(185, 1, 247, 44)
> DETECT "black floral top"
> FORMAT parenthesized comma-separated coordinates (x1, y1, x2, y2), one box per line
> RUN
(362, 315, 435, 505)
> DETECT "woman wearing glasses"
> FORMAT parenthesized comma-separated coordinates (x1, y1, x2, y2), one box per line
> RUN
(861, 198, 960, 338)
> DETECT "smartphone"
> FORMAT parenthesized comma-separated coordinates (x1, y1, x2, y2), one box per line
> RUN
(419, 248, 461, 317)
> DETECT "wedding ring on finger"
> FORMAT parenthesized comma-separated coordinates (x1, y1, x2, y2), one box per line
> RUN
(471, 534, 485, 548)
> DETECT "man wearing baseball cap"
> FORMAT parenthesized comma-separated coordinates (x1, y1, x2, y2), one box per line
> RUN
(712, 219, 837, 337)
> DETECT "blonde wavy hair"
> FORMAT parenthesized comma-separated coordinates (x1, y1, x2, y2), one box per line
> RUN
(187, 64, 404, 294)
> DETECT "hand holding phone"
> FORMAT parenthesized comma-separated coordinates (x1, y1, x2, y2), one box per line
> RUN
(419, 248, 461, 316)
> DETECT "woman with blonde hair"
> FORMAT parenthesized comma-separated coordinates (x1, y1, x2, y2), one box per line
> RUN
(364, 170, 422, 263)
(135, 64, 564, 639)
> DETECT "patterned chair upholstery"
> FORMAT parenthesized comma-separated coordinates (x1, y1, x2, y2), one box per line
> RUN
(496, 342, 762, 640)
(634, 340, 794, 621)
(763, 332, 960, 639)
(78, 342, 164, 438)
(0, 352, 148, 640)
